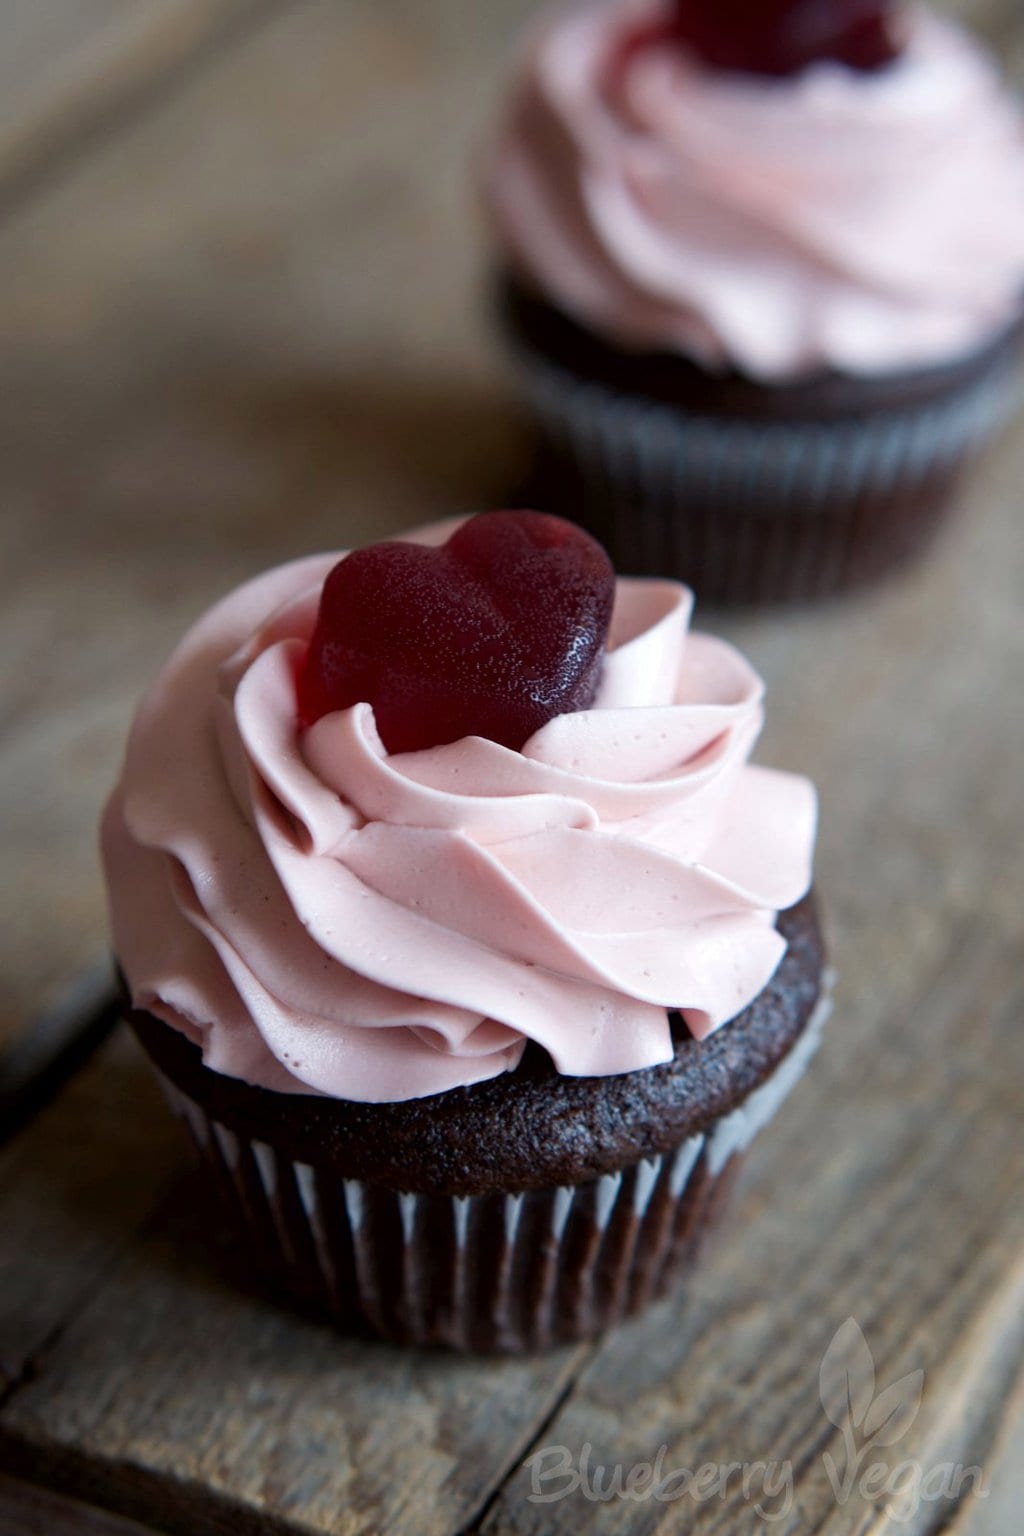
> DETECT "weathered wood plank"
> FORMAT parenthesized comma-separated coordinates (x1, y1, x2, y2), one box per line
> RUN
(4, 478, 1024, 1533)
(0, 967, 116, 1145)
(2, 862, 1022, 1534)
(476, 942, 1024, 1532)
(0, 0, 535, 1068)
(1, 0, 1015, 1072)
(0, 0, 282, 212)
(948, 1364, 1024, 1536)
(0, 1038, 586, 1536)
(468, 394, 1024, 1530)
(0, 0, 1021, 1533)
(0, 1031, 183, 1398)
(1, 0, 1017, 1079)
(0, 8, 577, 1522)
(964, 0, 1024, 57)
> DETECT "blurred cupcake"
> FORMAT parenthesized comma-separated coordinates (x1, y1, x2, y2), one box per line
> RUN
(102, 512, 824, 1351)
(485, 0, 1024, 604)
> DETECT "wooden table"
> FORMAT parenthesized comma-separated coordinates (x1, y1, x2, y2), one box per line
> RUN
(1, 2, 1022, 1532)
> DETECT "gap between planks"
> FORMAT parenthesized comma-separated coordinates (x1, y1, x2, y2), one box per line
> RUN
(935, 1367, 1024, 1536)
(0, 966, 117, 1148)
(0, 1352, 596, 1536)
(0, 1162, 598, 1536)
(0, 1469, 162, 1536)
(1, 924, 1022, 1536)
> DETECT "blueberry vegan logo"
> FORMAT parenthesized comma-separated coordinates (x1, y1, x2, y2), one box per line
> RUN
(820, 1318, 987, 1521)
(522, 1319, 988, 1521)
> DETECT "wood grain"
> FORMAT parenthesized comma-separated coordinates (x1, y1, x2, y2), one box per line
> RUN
(0, 1043, 586, 1536)
(0, 964, 116, 1146)
(0, 0, 534, 1065)
(2, 754, 1023, 1536)
(949, 1366, 1024, 1536)
(0, 0, 283, 213)
(0, 0, 1021, 1533)
(0, 1032, 182, 1398)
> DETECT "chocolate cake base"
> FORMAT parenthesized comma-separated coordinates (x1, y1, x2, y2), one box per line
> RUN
(499, 276, 1024, 606)
(129, 895, 827, 1352)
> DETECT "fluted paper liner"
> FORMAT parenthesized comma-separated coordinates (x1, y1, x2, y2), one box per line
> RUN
(518, 351, 1021, 604)
(149, 979, 833, 1353)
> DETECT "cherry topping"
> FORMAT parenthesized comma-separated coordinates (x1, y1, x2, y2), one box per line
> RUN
(297, 512, 616, 754)
(664, 0, 903, 78)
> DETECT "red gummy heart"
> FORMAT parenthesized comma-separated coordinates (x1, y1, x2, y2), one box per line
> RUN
(666, 0, 903, 77)
(297, 512, 616, 754)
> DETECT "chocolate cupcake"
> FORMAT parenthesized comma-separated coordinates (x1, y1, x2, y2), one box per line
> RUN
(101, 512, 823, 1351)
(485, 0, 1024, 604)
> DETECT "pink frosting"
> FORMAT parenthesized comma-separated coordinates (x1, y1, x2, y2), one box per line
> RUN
(101, 522, 817, 1103)
(486, 1, 1024, 380)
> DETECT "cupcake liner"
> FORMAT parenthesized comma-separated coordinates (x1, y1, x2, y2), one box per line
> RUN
(518, 351, 1021, 604)
(149, 977, 833, 1353)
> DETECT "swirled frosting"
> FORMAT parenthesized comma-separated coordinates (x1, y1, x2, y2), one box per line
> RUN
(486, 1, 1024, 380)
(102, 522, 816, 1103)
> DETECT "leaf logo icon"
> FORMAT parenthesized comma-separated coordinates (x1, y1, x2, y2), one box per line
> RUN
(818, 1319, 985, 1519)
(862, 1371, 924, 1448)
(820, 1317, 876, 1432)
(820, 1318, 927, 1507)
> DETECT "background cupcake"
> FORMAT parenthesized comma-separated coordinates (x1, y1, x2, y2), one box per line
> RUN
(101, 513, 823, 1351)
(486, 0, 1024, 604)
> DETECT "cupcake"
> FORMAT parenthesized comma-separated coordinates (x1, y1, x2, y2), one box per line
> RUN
(101, 511, 824, 1351)
(485, 0, 1024, 604)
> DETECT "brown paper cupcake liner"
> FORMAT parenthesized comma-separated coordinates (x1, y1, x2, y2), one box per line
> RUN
(148, 976, 833, 1353)
(516, 352, 1020, 605)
